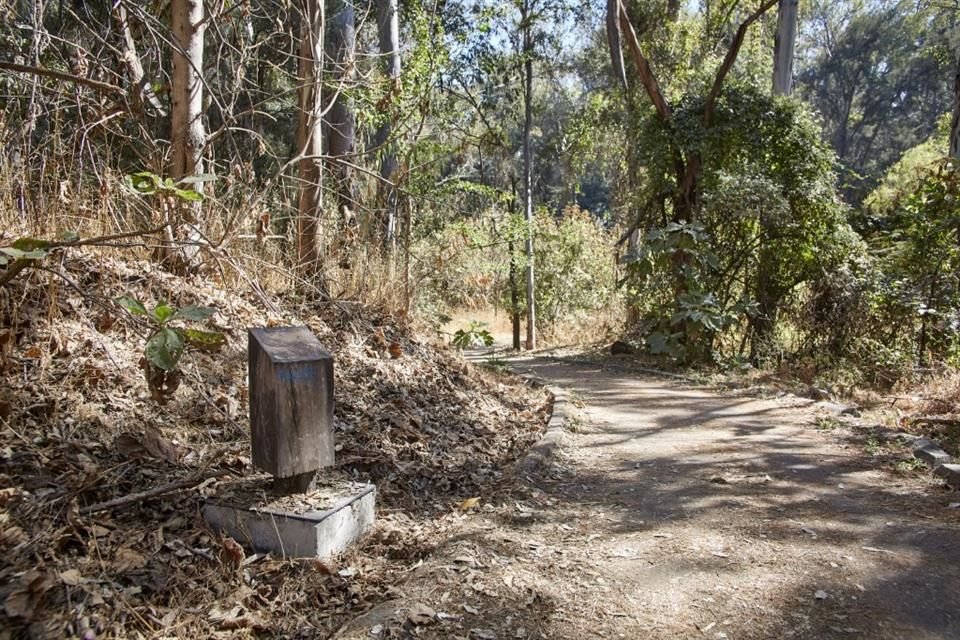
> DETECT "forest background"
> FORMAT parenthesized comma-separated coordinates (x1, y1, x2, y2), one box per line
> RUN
(2, 0, 960, 391)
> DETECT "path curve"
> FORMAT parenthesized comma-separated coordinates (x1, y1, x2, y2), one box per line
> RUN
(344, 355, 960, 640)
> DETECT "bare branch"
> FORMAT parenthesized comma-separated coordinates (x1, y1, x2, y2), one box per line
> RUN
(0, 61, 124, 96)
(703, 0, 779, 126)
(617, 1, 671, 121)
(606, 0, 627, 91)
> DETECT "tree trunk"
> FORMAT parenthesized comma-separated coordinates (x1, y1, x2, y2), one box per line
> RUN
(951, 51, 960, 159)
(612, 0, 777, 361)
(113, 1, 166, 117)
(750, 209, 777, 364)
(168, 0, 206, 271)
(521, 0, 536, 350)
(296, 0, 326, 294)
(374, 0, 401, 249)
(772, 0, 798, 96)
(324, 0, 356, 225)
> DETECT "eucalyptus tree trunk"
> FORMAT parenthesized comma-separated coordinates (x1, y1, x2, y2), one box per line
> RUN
(296, 0, 326, 293)
(613, 0, 777, 360)
(753, 0, 799, 361)
(113, 1, 165, 117)
(951, 52, 960, 159)
(521, 0, 536, 350)
(168, 0, 205, 270)
(374, 0, 401, 249)
(772, 0, 798, 96)
(324, 0, 356, 226)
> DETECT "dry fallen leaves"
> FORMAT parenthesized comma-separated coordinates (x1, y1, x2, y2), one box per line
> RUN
(4, 571, 54, 621)
(0, 251, 549, 638)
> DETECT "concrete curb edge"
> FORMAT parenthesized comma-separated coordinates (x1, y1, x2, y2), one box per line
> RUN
(510, 368, 567, 472)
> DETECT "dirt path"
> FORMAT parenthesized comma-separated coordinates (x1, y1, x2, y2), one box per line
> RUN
(341, 355, 960, 640)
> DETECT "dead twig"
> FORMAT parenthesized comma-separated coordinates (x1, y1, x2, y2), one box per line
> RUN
(80, 469, 229, 515)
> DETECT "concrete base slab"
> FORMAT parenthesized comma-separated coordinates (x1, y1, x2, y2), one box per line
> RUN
(203, 476, 375, 559)
(913, 438, 953, 468)
(934, 464, 960, 490)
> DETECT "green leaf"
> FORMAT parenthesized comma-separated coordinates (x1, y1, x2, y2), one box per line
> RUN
(151, 302, 175, 324)
(115, 296, 148, 316)
(173, 188, 203, 202)
(10, 238, 50, 252)
(171, 305, 216, 322)
(181, 328, 226, 352)
(126, 171, 161, 194)
(145, 328, 184, 371)
(1, 247, 47, 260)
(647, 332, 671, 355)
(178, 173, 217, 185)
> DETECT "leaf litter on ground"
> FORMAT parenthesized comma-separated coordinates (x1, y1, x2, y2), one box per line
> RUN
(0, 250, 549, 638)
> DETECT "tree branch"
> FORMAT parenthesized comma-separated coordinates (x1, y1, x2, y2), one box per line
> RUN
(80, 469, 229, 516)
(0, 61, 125, 96)
(617, 0, 671, 121)
(606, 0, 628, 91)
(703, 0, 779, 126)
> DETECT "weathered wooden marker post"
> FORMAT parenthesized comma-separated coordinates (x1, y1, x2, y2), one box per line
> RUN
(248, 326, 334, 494)
(202, 326, 375, 558)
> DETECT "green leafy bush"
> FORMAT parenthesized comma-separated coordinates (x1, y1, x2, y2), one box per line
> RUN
(115, 297, 225, 403)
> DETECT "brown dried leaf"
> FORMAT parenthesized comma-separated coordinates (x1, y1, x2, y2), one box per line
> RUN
(4, 571, 54, 620)
(388, 342, 403, 359)
(0, 486, 24, 507)
(141, 426, 184, 465)
(59, 569, 83, 586)
(0, 525, 27, 548)
(114, 433, 146, 459)
(94, 311, 116, 333)
(4, 589, 32, 619)
(114, 547, 146, 572)
(407, 603, 437, 626)
(209, 605, 267, 630)
(220, 536, 245, 568)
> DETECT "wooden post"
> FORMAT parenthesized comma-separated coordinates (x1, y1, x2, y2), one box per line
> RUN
(248, 327, 334, 494)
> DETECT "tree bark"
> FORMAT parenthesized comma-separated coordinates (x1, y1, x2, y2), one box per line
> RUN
(772, 0, 799, 96)
(296, 0, 326, 293)
(521, 0, 536, 350)
(605, 0, 627, 91)
(324, 0, 356, 224)
(169, 0, 206, 270)
(951, 51, 960, 159)
(113, 1, 165, 116)
(374, 0, 401, 249)
(612, 0, 778, 359)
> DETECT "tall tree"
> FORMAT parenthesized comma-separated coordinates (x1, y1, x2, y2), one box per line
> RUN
(773, 0, 798, 95)
(296, 0, 326, 292)
(520, 0, 537, 350)
(168, 0, 206, 269)
(611, 0, 777, 360)
(324, 0, 357, 224)
(374, 0, 402, 248)
(796, 0, 950, 205)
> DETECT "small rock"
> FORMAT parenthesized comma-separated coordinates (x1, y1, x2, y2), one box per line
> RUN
(815, 590, 828, 600)
(809, 386, 832, 401)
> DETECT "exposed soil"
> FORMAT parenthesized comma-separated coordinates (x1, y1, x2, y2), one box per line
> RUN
(335, 353, 960, 640)
(5, 257, 960, 639)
